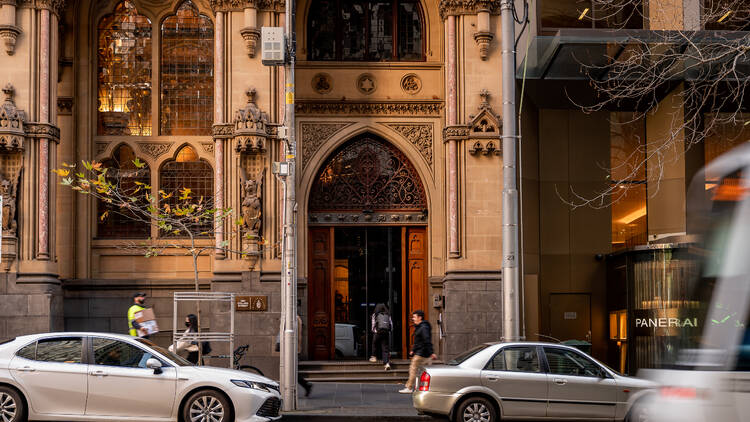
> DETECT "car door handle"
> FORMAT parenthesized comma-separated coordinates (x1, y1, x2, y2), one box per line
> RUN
(16, 367, 35, 372)
(487, 377, 499, 382)
(90, 370, 108, 376)
(553, 378, 567, 385)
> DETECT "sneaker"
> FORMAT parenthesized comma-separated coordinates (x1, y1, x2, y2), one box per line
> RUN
(304, 384, 312, 397)
(398, 388, 414, 394)
(384, 363, 391, 371)
(368, 356, 377, 363)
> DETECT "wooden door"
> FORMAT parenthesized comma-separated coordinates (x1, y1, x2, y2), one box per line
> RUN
(308, 227, 333, 360)
(403, 227, 428, 354)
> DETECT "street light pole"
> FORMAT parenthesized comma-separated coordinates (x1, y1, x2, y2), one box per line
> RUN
(281, 0, 298, 410)
(500, 0, 521, 342)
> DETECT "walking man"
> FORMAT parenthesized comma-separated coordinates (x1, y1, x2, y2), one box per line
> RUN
(400, 310, 437, 393)
(127, 292, 147, 337)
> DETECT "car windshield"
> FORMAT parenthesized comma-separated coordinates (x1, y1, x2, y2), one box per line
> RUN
(447, 344, 491, 365)
(136, 338, 193, 366)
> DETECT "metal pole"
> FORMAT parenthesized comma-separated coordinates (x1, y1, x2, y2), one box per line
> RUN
(501, 0, 521, 342)
(281, 0, 298, 409)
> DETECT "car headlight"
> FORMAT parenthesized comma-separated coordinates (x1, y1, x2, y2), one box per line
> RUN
(231, 379, 277, 392)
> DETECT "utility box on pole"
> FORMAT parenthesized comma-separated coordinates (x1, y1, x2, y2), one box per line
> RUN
(261, 27, 285, 66)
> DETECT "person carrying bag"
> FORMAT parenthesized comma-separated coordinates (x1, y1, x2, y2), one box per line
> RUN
(369, 303, 393, 371)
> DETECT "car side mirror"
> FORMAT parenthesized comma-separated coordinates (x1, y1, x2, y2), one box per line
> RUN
(146, 358, 163, 374)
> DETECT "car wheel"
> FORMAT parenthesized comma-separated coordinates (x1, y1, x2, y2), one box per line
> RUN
(627, 401, 649, 422)
(0, 386, 25, 422)
(456, 397, 497, 422)
(183, 390, 233, 422)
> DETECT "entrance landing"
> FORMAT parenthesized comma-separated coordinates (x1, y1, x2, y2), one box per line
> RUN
(300, 359, 412, 383)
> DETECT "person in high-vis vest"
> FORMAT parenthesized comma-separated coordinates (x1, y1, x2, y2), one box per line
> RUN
(128, 292, 147, 337)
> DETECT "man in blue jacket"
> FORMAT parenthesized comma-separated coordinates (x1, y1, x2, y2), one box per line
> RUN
(400, 310, 437, 393)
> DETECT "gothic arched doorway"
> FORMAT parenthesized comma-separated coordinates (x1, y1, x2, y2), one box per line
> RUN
(307, 134, 428, 361)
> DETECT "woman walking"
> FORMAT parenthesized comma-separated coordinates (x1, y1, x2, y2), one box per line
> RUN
(169, 313, 200, 364)
(369, 303, 393, 371)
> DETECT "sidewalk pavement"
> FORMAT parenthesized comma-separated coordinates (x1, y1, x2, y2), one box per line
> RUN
(281, 382, 441, 421)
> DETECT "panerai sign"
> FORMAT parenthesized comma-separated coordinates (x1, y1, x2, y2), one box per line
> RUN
(633, 309, 701, 336)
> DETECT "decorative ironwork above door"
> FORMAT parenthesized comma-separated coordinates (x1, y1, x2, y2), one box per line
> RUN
(309, 135, 427, 223)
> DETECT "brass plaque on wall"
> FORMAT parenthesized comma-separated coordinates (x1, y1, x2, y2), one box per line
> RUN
(236, 295, 268, 312)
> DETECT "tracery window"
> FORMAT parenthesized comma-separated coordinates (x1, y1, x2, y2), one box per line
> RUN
(307, 0, 424, 61)
(97, 144, 151, 238)
(97, 1, 152, 136)
(309, 136, 427, 211)
(160, 1, 214, 135)
(159, 145, 214, 235)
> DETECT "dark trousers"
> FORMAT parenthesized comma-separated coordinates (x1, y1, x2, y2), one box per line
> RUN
(373, 329, 390, 364)
(298, 354, 311, 390)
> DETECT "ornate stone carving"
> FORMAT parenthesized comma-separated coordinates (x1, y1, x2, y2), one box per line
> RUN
(0, 24, 21, 56)
(137, 142, 172, 160)
(95, 142, 109, 156)
(300, 122, 353, 168)
(57, 96, 73, 115)
(0, 172, 19, 235)
(20, 0, 67, 16)
(400, 74, 422, 95)
(212, 123, 234, 138)
(241, 169, 263, 237)
(240, 26, 260, 58)
(443, 125, 469, 142)
(473, 31, 493, 60)
(201, 142, 215, 154)
(467, 89, 501, 156)
(439, 0, 501, 19)
(209, 0, 283, 12)
(312, 73, 332, 95)
(25, 122, 60, 142)
(0, 83, 26, 151)
(357, 73, 376, 95)
(385, 123, 433, 165)
(296, 101, 444, 117)
(234, 88, 269, 154)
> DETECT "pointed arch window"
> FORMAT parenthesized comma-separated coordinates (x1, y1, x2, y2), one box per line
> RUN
(160, 1, 214, 136)
(159, 145, 214, 236)
(307, 0, 424, 61)
(97, 144, 152, 238)
(97, 1, 152, 136)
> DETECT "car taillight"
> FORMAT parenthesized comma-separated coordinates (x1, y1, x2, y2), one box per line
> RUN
(660, 386, 697, 399)
(418, 371, 431, 391)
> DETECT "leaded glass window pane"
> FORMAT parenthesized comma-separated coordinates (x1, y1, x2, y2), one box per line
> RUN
(97, 145, 151, 238)
(308, 0, 337, 60)
(368, 1, 393, 61)
(341, 1, 367, 60)
(398, 1, 422, 60)
(160, 1, 214, 136)
(159, 146, 214, 236)
(97, 1, 152, 136)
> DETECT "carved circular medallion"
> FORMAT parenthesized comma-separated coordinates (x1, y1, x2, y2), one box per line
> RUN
(312, 73, 333, 94)
(356, 73, 377, 95)
(401, 73, 422, 95)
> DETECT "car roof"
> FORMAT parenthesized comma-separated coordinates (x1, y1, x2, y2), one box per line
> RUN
(13, 332, 138, 342)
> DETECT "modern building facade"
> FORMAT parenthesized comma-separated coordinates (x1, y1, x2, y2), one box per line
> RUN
(0, 0, 745, 376)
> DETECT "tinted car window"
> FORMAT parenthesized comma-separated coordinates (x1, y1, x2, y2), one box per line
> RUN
(544, 347, 603, 377)
(16, 342, 35, 360)
(447, 344, 491, 365)
(36, 338, 83, 363)
(486, 347, 541, 373)
(93, 338, 154, 368)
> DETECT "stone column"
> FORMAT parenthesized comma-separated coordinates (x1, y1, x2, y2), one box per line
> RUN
(214, 11, 225, 257)
(0, 0, 21, 55)
(446, 15, 459, 258)
(37, 7, 50, 260)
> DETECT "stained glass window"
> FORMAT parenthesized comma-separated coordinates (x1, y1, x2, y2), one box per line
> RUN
(308, 0, 424, 61)
(159, 145, 214, 236)
(309, 135, 427, 211)
(97, 144, 152, 238)
(160, 1, 214, 136)
(97, 1, 152, 136)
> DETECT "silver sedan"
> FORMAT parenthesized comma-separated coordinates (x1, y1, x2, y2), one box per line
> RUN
(412, 342, 655, 422)
(0, 332, 281, 422)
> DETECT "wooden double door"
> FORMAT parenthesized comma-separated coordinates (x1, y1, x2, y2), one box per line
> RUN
(308, 226, 427, 360)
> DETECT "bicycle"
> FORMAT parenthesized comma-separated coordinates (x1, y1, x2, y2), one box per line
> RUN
(228, 344, 264, 376)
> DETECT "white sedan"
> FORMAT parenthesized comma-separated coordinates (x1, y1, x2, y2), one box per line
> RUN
(0, 332, 281, 422)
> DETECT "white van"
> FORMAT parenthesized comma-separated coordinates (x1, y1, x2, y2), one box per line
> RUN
(335, 323, 361, 357)
(634, 143, 750, 422)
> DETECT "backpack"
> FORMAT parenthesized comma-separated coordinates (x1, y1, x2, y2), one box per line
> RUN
(201, 341, 212, 355)
(375, 313, 390, 331)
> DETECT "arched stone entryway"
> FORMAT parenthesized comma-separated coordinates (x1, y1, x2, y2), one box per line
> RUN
(307, 133, 429, 360)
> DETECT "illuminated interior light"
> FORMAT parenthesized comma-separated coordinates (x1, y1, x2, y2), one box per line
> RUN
(718, 10, 732, 23)
(618, 206, 647, 224)
(578, 7, 590, 20)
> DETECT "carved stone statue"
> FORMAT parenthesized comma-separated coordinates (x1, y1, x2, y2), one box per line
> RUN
(0, 173, 18, 235)
(241, 169, 263, 238)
